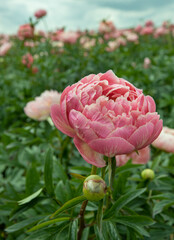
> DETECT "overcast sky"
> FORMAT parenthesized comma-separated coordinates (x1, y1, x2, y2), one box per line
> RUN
(0, 0, 174, 34)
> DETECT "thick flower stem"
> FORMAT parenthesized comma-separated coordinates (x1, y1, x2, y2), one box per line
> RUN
(77, 200, 88, 240)
(108, 157, 116, 191)
(91, 165, 97, 175)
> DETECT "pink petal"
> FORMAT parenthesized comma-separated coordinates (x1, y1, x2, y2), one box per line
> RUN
(146, 96, 156, 112)
(89, 137, 135, 156)
(145, 119, 163, 145)
(51, 104, 75, 137)
(108, 125, 136, 139)
(128, 122, 154, 149)
(100, 70, 119, 84)
(74, 136, 106, 167)
(69, 110, 88, 129)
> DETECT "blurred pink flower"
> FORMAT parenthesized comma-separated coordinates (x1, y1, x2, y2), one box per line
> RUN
(154, 27, 169, 38)
(24, 90, 61, 121)
(34, 9, 47, 19)
(18, 24, 34, 39)
(116, 146, 150, 166)
(0, 42, 12, 56)
(51, 70, 162, 167)
(145, 20, 154, 27)
(22, 53, 34, 68)
(99, 20, 116, 34)
(140, 26, 154, 35)
(152, 127, 174, 153)
(124, 32, 139, 43)
(134, 25, 143, 33)
(58, 31, 80, 44)
(143, 57, 151, 69)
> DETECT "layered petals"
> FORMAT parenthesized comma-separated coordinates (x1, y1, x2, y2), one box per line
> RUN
(51, 70, 162, 167)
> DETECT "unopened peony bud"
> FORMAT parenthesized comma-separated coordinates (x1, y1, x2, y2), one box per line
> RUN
(83, 175, 107, 201)
(141, 169, 155, 180)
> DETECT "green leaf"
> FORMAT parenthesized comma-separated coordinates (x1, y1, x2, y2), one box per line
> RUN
(54, 161, 68, 183)
(105, 221, 121, 240)
(5, 216, 44, 233)
(110, 217, 150, 237)
(26, 164, 40, 195)
(44, 148, 54, 196)
(51, 195, 87, 218)
(18, 188, 43, 205)
(153, 199, 174, 216)
(68, 219, 78, 240)
(28, 217, 70, 232)
(94, 225, 105, 240)
(110, 215, 154, 226)
(104, 188, 146, 219)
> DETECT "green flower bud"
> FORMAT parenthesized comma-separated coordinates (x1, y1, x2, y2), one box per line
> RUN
(83, 175, 107, 201)
(141, 169, 155, 180)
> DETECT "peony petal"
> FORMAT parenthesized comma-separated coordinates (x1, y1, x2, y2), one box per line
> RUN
(51, 104, 75, 137)
(100, 70, 119, 84)
(89, 137, 135, 156)
(74, 136, 106, 167)
(69, 109, 88, 129)
(146, 96, 156, 112)
(128, 122, 154, 149)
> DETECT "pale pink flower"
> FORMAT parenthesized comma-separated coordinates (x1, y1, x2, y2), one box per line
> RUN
(134, 25, 143, 33)
(143, 57, 151, 69)
(124, 32, 139, 43)
(154, 27, 169, 38)
(58, 31, 80, 44)
(34, 9, 47, 19)
(24, 41, 36, 47)
(22, 53, 34, 68)
(0, 42, 12, 56)
(140, 26, 154, 35)
(24, 90, 61, 121)
(99, 20, 116, 34)
(18, 24, 34, 39)
(80, 37, 96, 49)
(51, 70, 163, 167)
(152, 127, 174, 153)
(116, 146, 150, 166)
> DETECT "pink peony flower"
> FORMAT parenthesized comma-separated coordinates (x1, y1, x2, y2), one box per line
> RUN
(99, 20, 116, 34)
(145, 20, 154, 27)
(18, 24, 34, 39)
(0, 42, 12, 56)
(134, 25, 143, 33)
(51, 70, 163, 167)
(152, 127, 174, 153)
(34, 9, 47, 19)
(143, 57, 151, 69)
(24, 90, 61, 121)
(22, 53, 34, 68)
(154, 27, 169, 38)
(140, 26, 154, 35)
(116, 146, 150, 166)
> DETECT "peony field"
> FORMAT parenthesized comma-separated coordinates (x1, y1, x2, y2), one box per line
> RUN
(0, 10, 174, 240)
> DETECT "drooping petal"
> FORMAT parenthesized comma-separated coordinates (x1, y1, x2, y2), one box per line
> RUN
(51, 104, 75, 137)
(89, 137, 135, 156)
(74, 136, 106, 167)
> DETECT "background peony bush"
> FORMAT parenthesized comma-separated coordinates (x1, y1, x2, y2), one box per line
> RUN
(0, 12, 174, 240)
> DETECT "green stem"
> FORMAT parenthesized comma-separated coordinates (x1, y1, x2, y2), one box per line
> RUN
(101, 166, 106, 179)
(91, 165, 97, 175)
(108, 157, 116, 191)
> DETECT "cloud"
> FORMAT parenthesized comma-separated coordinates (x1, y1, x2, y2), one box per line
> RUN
(0, 0, 174, 34)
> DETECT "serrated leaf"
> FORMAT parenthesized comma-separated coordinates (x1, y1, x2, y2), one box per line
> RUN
(18, 188, 43, 205)
(44, 148, 54, 196)
(104, 188, 146, 219)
